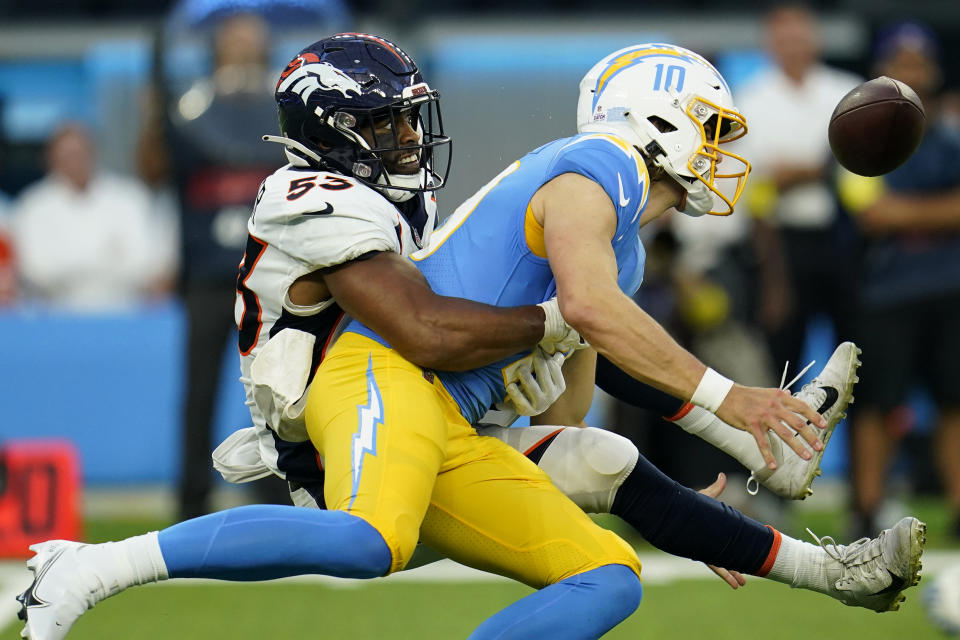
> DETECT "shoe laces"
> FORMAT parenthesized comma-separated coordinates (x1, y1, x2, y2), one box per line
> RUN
(807, 527, 886, 590)
(779, 359, 816, 394)
(745, 359, 817, 495)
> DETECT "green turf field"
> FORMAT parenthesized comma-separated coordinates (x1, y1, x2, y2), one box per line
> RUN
(1, 575, 946, 639)
(3, 499, 956, 639)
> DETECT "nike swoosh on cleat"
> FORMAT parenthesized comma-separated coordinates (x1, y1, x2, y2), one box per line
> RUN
(817, 386, 839, 414)
(617, 173, 630, 207)
(872, 571, 906, 595)
(18, 546, 67, 619)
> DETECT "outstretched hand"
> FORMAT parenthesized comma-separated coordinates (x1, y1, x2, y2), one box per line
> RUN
(698, 473, 747, 590)
(716, 385, 826, 470)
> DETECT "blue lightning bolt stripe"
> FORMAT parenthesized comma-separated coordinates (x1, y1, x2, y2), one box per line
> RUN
(591, 43, 730, 111)
(350, 355, 384, 510)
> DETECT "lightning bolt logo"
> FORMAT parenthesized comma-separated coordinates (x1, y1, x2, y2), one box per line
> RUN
(350, 355, 383, 510)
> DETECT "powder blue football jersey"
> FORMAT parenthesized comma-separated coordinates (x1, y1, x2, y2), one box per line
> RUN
(349, 132, 651, 423)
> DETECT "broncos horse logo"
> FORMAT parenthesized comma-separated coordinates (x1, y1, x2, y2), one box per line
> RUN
(277, 54, 363, 104)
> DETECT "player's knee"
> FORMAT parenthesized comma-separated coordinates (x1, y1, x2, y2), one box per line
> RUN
(344, 518, 393, 578)
(538, 427, 639, 513)
(373, 519, 421, 574)
(582, 564, 643, 619)
(602, 565, 643, 616)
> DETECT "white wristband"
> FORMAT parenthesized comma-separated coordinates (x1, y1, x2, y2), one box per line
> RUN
(690, 367, 734, 413)
(537, 298, 567, 344)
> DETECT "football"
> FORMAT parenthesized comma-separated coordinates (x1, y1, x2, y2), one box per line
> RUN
(828, 76, 925, 177)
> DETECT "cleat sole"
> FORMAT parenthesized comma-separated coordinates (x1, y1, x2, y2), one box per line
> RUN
(793, 342, 861, 500)
(882, 519, 926, 612)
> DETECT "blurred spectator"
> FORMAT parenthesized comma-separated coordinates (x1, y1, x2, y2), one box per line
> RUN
(147, 10, 289, 519)
(844, 22, 960, 539)
(9, 123, 172, 310)
(0, 159, 14, 304)
(734, 3, 861, 375)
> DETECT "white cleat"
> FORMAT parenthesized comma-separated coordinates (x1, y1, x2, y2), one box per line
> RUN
(17, 541, 105, 640)
(749, 341, 861, 500)
(812, 516, 926, 612)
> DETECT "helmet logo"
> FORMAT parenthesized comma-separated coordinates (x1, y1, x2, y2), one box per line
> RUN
(277, 59, 363, 104)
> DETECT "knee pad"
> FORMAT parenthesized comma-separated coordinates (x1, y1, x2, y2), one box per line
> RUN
(476, 424, 564, 456)
(536, 427, 639, 514)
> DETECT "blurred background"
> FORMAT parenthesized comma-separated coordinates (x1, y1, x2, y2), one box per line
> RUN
(1, 0, 960, 636)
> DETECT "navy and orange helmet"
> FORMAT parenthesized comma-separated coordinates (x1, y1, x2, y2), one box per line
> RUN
(271, 33, 451, 201)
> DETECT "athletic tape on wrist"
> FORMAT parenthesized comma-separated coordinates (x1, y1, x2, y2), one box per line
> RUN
(537, 300, 565, 343)
(690, 367, 734, 413)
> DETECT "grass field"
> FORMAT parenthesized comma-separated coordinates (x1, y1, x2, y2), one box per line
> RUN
(1, 573, 948, 639)
(2, 499, 956, 639)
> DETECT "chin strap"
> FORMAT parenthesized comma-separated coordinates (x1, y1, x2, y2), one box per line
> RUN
(652, 152, 713, 217)
(262, 135, 324, 166)
(618, 112, 714, 217)
(263, 133, 434, 204)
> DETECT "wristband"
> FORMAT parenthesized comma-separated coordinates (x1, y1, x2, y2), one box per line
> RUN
(690, 367, 734, 413)
(537, 298, 567, 344)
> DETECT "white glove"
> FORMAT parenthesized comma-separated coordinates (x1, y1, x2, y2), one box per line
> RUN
(212, 427, 274, 483)
(537, 297, 584, 355)
(502, 347, 567, 416)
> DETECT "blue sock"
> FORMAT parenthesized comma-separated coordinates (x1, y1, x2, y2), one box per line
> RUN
(467, 564, 641, 640)
(157, 505, 391, 581)
(611, 452, 774, 574)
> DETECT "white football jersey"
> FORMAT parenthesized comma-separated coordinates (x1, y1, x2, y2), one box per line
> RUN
(233, 163, 436, 478)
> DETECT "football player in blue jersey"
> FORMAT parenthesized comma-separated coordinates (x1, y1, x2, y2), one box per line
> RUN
(18, 39, 925, 640)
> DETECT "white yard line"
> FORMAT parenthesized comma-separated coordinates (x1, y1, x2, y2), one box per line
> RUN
(3, 551, 960, 630)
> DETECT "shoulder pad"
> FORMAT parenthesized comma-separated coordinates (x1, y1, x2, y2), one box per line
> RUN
(252, 167, 402, 270)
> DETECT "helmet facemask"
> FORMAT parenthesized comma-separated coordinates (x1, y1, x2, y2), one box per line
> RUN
(626, 94, 750, 216)
(320, 88, 451, 202)
(680, 96, 750, 216)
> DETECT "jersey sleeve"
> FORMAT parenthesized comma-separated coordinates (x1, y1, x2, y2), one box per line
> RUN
(543, 134, 650, 238)
(252, 171, 401, 271)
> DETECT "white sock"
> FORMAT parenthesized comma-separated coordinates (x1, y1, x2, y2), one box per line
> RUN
(79, 532, 169, 599)
(765, 531, 836, 594)
(670, 404, 773, 472)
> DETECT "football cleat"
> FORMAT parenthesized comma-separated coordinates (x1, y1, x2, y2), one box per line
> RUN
(748, 341, 861, 500)
(811, 517, 926, 612)
(17, 540, 108, 640)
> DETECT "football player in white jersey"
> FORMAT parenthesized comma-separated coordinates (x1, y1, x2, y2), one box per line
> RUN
(18, 36, 924, 640)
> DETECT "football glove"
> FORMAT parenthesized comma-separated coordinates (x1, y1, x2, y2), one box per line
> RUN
(502, 346, 567, 416)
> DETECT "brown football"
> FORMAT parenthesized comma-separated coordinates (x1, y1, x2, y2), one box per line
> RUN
(828, 76, 925, 177)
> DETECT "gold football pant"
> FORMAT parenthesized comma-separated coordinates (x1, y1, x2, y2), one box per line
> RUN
(305, 333, 641, 587)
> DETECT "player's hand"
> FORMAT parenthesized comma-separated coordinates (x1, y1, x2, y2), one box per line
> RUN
(503, 347, 566, 416)
(698, 473, 747, 590)
(716, 385, 827, 470)
(537, 297, 584, 355)
(707, 563, 747, 589)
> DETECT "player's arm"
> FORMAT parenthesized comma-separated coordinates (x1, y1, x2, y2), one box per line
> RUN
(530, 347, 598, 427)
(316, 251, 549, 371)
(860, 188, 960, 233)
(536, 172, 826, 468)
(538, 173, 705, 397)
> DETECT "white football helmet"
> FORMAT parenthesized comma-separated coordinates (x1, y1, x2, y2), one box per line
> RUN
(577, 43, 751, 216)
